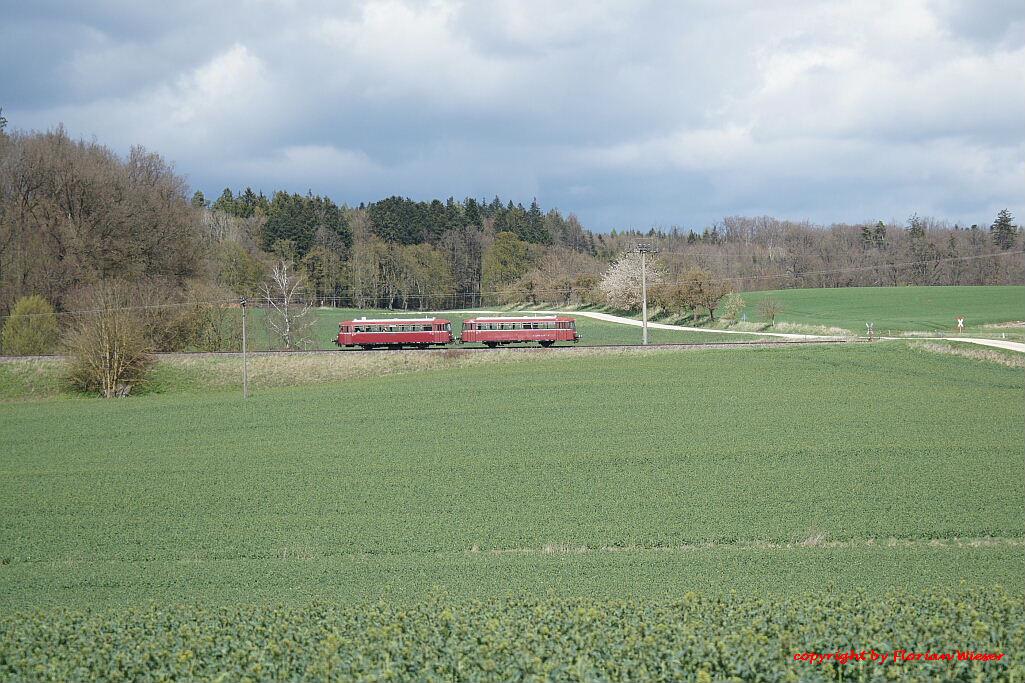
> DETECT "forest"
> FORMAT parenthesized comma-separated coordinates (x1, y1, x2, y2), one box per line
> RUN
(1, 125, 1021, 323)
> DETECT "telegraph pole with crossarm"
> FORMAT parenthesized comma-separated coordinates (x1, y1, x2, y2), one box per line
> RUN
(240, 296, 249, 399)
(635, 242, 659, 345)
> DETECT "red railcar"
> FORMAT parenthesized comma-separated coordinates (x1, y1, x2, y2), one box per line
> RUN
(336, 318, 453, 349)
(460, 315, 578, 347)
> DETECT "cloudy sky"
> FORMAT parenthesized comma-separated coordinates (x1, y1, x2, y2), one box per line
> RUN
(3, 0, 1023, 231)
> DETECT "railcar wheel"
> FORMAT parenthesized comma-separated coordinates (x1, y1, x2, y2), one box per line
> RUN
(484, 341, 498, 348)
(540, 340, 554, 347)
(360, 345, 373, 350)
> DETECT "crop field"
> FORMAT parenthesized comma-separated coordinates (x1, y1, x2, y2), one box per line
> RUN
(730, 285, 1025, 334)
(2, 344, 1021, 604)
(1, 343, 1022, 680)
(248, 307, 766, 350)
(3, 589, 1022, 682)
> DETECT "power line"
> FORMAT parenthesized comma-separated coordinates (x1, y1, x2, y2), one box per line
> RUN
(0, 299, 239, 321)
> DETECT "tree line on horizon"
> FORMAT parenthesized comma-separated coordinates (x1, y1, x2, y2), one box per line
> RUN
(1, 124, 1022, 326)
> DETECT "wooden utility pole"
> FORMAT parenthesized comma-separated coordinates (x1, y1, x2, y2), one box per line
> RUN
(240, 296, 249, 399)
(635, 243, 659, 345)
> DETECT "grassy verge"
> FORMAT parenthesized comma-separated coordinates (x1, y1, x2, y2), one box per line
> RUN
(911, 340, 1025, 368)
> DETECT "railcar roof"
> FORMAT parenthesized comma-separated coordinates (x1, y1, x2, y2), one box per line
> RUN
(340, 317, 450, 324)
(465, 315, 574, 322)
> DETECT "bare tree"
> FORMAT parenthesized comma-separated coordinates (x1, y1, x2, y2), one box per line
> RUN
(758, 298, 783, 326)
(261, 259, 314, 350)
(64, 280, 154, 398)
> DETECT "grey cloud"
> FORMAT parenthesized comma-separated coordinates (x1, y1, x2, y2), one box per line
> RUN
(2, 0, 1021, 230)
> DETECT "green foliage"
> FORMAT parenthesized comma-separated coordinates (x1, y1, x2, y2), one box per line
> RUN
(212, 186, 269, 218)
(177, 284, 243, 352)
(991, 208, 1018, 251)
(366, 195, 559, 246)
(301, 246, 345, 301)
(216, 242, 266, 296)
(720, 292, 745, 320)
(482, 231, 535, 297)
(906, 213, 926, 238)
(262, 192, 349, 257)
(1, 295, 58, 355)
(2, 589, 1022, 682)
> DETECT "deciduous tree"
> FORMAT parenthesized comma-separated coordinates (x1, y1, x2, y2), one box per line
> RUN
(261, 260, 314, 350)
(758, 298, 783, 326)
(598, 253, 663, 311)
(1, 295, 59, 355)
(64, 280, 154, 398)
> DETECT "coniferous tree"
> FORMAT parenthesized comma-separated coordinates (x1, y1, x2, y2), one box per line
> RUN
(906, 213, 925, 238)
(464, 198, 481, 228)
(212, 188, 236, 215)
(990, 209, 1018, 250)
(872, 221, 886, 247)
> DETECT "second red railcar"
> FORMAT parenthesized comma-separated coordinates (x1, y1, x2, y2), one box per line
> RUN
(460, 315, 578, 347)
(336, 318, 453, 349)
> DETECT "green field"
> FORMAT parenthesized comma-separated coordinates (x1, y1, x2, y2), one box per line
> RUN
(731, 285, 1025, 334)
(2, 344, 1022, 680)
(250, 307, 765, 350)
(4, 589, 1022, 682)
(2, 344, 1021, 608)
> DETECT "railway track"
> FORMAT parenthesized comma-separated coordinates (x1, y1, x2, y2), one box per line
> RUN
(0, 337, 866, 362)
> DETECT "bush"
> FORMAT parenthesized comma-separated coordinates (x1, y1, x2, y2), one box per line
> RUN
(758, 297, 783, 325)
(128, 279, 241, 352)
(64, 281, 154, 398)
(179, 282, 242, 352)
(720, 292, 746, 321)
(1, 295, 59, 355)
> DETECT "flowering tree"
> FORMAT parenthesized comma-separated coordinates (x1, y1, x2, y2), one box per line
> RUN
(597, 253, 664, 310)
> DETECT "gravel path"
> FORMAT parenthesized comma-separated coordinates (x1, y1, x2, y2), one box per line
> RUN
(525, 309, 1025, 352)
